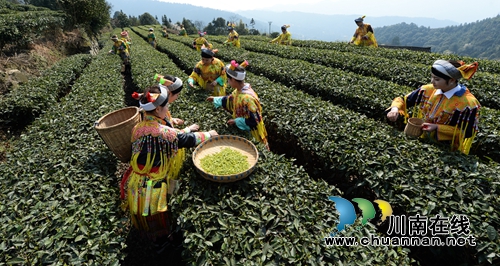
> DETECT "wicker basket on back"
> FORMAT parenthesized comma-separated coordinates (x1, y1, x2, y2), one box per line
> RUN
(94, 106, 142, 163)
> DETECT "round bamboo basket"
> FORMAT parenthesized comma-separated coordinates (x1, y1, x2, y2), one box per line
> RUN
(404, 117, 424, 138)
(192, 135, 258, 183)
(94, 106, 141, 163)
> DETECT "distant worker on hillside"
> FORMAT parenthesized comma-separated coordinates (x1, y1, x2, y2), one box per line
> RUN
(109, 35, 130, 67)
(269, 24, 292, 45)
(179, 25, 188, 37)
(349, 15, 378, 47)
(147, 28, 156, 48)
(161, 27, 169, 38)
(120, 30, 132, 52)
(386, 59, 480, 155)
(187, 47, 227, 96)
(120, 30, 132, 45)
(192, 31, 211, 51)
(223, 24, 240, 48)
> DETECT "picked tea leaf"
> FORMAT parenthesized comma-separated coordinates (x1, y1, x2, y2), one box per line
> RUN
(200, 147, 249, 175)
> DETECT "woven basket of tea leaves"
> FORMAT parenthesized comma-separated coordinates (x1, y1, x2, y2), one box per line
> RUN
(192, 135, 258, 183)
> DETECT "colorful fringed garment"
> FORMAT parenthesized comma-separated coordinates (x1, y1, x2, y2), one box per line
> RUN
(214, 83, 268, 147)
(270, 31, 292, 45)
(147, 32, 156, 47)
(112, 40, 130, 61)
(390, 84, 480, 154)
(120, 37, 132, 51)
(226, 30, 240, 47)
(189, 58, 227, 96)
(121, 114, 210, 240)
(193, 37, 209, 51)
(351, 23, 378, 47)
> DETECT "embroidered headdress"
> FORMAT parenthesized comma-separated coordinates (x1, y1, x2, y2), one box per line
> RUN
(131, 86, 169, 111)
(355, 15, 366, 22)
(201, 47, 215, 58)
(431, 60, 479, 80)
(226, 60, 249, 81)
(154, 74, 184, 95)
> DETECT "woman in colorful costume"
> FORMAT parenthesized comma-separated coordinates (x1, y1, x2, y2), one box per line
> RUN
(109, 35, 130, 65)
(269, 24, 292, 45)
(387, 60, 480, 154)
(147, 28, 156, 48)
(349, 16, 378, 47)
(192, 31, 211, 51)
(122, 84, 218, 251)
(154, 74, 200, 133)
(120, 30, 132, 49)
(187, 47, 227, 96)
(179, 25, 187, 37)
(161, 27, 169, 38)
(223, 24, 240, 48)
(206, 60, 269, 150)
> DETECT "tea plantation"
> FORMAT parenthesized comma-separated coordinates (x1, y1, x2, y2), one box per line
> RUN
(0, 26, 498, 266)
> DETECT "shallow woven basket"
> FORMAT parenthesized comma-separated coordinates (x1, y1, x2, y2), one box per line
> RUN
(192, 135, 258, 183)
(94, 106, 141, 163)
(404, 117, 424, 138)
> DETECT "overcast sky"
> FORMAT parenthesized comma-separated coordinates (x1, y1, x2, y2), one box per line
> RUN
(159, 0, 500, 24)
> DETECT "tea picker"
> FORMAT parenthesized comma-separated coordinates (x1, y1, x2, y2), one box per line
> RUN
(386, 59, 480, 154)
(187, 46, 227, 96)
(118, 84, 218, 252)
(206, 59, 270, 150)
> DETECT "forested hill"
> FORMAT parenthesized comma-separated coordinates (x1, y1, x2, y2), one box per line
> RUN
(375, 15, 500, 60)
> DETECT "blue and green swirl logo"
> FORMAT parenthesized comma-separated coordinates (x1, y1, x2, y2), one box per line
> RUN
(328, 196, 393, 235)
